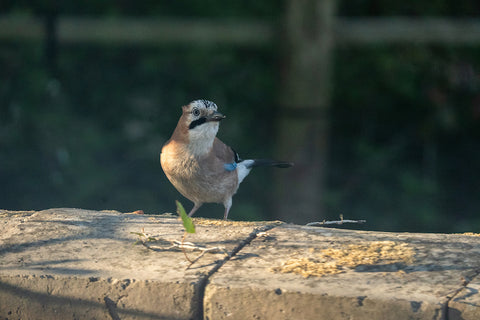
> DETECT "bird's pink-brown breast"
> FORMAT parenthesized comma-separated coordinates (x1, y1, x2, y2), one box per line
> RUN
(160, 138, 239, 204)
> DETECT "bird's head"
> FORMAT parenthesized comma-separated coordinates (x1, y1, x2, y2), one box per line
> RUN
(179, 99, 226, 154)
(183, 99, 225, 131)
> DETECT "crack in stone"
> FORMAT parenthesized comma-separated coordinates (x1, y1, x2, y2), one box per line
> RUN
(444, 268, 480, 320)
(104, 296, 121, 320)
(196, 222, 284, 320)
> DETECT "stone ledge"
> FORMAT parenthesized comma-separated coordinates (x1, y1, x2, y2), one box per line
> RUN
(1, 208, 479, 320)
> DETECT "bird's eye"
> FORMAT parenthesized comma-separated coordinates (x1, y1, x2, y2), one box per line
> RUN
(192, 108, 200, 117)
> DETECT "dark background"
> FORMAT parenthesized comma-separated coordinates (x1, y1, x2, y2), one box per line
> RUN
(1, 1, 479, 232)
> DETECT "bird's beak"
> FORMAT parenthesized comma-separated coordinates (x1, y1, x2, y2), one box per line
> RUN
(206, 111, 226, 122)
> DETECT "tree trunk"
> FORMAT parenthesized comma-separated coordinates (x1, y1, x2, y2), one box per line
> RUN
(275, 0, 337, 223)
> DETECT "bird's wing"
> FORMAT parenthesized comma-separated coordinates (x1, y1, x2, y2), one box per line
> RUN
(212, 138, 236, 164)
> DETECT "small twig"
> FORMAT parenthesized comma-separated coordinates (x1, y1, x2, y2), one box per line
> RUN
(186, 246, 229, 269)
(132, 231, 228, 267)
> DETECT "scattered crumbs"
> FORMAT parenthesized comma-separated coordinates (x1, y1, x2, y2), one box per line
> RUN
(0, 210, 36, 218)
(125, 210, 144, 215)
(100, 210, 121, 214)
(193, 219, 256, 227)
(271, 257, 343, 277)
(271, 241, 415, 278)
(193, 219, 282, 227)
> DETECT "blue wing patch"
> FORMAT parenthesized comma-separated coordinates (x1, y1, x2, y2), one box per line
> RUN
(224, 162, 237, 171)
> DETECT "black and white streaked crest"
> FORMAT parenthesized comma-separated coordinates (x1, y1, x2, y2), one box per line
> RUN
(192, 99, 217, 110)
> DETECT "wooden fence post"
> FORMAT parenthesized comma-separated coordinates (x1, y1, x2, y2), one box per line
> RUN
(275, 0, 337, 222)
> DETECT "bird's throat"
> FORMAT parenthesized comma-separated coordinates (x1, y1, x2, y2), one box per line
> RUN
(187, 122, 219, 156)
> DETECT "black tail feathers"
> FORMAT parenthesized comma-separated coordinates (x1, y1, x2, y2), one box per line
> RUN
(250, 159, 294, 168)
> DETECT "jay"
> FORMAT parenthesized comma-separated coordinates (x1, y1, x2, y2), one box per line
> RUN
(160, 99, 293, 220)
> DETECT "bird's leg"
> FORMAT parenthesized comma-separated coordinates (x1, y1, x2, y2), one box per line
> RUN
(223, 199, 232, 220)
(188, 203, 202, 217)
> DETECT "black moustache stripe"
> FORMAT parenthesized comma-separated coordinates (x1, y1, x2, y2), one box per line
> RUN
(189, 117, 207, 129)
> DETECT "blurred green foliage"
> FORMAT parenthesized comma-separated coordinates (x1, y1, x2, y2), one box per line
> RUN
(0, 41, 279, 218)
(0, 1, 479, 232)
(330, 45, 480, 232)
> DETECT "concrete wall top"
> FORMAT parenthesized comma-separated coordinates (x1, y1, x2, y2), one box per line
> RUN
(1, 208, 479, 319)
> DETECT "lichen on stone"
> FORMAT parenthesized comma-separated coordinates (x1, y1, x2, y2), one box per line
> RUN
(271, 241, 415, 278)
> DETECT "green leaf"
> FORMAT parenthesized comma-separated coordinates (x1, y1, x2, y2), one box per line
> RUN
(176, 200, 196, 233)
(130, 232, 145, 237)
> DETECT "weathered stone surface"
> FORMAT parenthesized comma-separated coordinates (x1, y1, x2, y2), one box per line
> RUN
(1, 209, 480, 320)
(449, 275, 480, 320)
(0, 208, 265, 320)
(204, 224, 480, 320)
